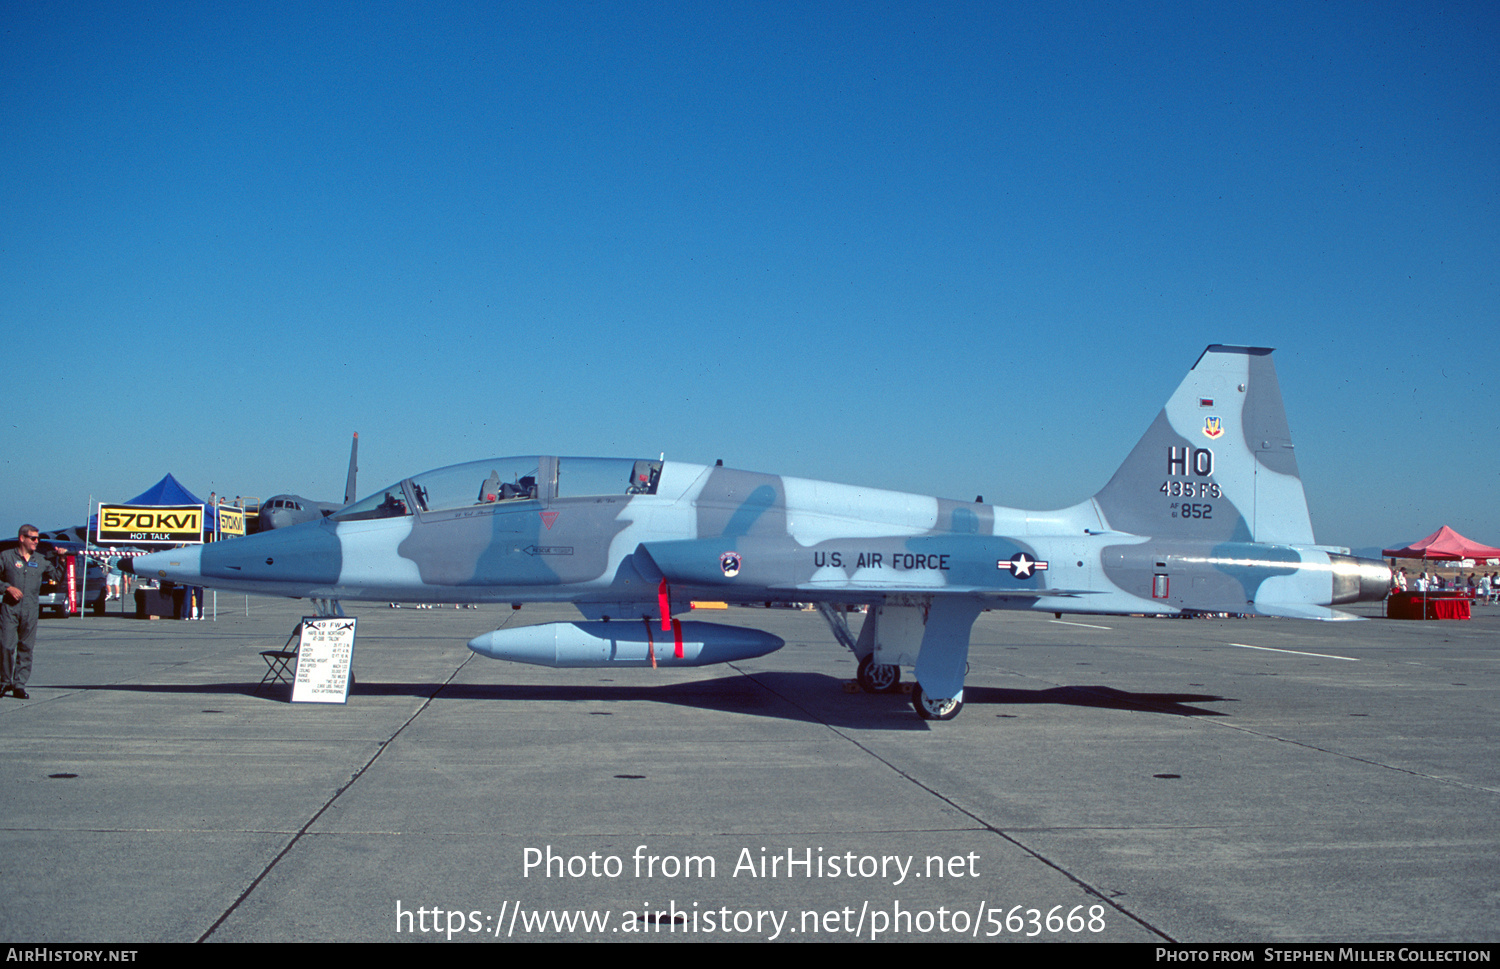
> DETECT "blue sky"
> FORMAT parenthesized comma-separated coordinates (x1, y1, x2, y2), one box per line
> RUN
(2, 1, 1496, 553)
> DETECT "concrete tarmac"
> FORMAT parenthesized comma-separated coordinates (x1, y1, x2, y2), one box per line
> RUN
(1, 596, 1496, 943)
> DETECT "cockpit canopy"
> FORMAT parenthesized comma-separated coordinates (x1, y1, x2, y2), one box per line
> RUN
(333, 456, 663, 522)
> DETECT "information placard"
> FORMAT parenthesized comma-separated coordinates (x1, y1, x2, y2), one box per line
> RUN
(292, 617, 357, 704)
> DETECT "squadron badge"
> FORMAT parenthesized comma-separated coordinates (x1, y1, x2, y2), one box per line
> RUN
(720, 552, 742, 578)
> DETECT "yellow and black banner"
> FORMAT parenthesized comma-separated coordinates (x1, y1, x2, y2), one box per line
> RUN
(97, 504, 205, 545)
(216, 505, 245, 537)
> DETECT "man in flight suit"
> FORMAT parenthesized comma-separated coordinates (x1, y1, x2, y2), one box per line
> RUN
(2, 525, 61, 699)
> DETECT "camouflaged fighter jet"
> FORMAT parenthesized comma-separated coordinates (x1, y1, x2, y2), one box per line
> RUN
(128, 346, 1389, 720)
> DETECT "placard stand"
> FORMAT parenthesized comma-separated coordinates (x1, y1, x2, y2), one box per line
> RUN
(291, 617, 357, 704)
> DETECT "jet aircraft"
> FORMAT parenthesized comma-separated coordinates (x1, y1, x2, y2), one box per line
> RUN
(128, 347, 1389, 720)
(255, 433, 360, 531)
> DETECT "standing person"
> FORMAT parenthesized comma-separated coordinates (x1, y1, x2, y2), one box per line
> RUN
(1, 525, 60, 699)
(105, 555, 122, 601)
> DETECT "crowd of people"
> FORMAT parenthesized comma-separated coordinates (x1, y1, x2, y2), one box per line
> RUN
(1391, 566, 1498, 603)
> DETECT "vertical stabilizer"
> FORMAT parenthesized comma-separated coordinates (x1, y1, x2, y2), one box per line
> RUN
(1092, 346, 1314, 545)
(344, 433, 359, 506)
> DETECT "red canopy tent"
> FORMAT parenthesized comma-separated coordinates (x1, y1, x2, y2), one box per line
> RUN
(1382, 525, 1500, 562)
(1383, 526, 1498, 620)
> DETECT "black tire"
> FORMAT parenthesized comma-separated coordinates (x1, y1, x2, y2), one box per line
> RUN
(912, 684, 964, 721)
(856, 654, 901, 694)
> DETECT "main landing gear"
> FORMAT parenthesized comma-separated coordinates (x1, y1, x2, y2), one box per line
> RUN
(818, 600, 973, 721)
(859, 655, 962, 720)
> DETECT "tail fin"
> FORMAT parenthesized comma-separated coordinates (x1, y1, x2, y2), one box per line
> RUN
(344, 432, 359, 506)
(1091, 345, 1314, 545)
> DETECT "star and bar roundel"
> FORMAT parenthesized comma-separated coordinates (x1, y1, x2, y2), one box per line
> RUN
(999, 552, 1048, 579)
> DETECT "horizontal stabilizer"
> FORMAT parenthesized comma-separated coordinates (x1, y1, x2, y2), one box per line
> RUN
(1251, 602, 1366, 622)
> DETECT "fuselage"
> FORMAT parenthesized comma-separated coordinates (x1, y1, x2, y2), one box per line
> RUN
(130, 455, 1386, 619)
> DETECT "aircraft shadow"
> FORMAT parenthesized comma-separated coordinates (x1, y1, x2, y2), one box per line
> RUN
(43, 678, 1231, 725)
(44, 675, 870, 727)
(961, 684, 1230, 717)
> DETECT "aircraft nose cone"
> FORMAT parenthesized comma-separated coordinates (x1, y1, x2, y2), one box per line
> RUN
(132, 546, 205, 584)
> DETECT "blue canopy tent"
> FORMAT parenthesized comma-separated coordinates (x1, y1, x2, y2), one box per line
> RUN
(89, 474, 218, 541)
(122, 473, 203, 508)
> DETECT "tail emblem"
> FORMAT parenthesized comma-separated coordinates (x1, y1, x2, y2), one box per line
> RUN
(1203, 416, 1224, 439)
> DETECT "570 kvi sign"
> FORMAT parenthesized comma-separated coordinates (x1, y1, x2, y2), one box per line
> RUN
(96, 504, 205, 545)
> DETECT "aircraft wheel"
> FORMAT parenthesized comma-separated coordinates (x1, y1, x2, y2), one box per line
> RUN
(856, 655, 901, 694)
(912, 685, 964, 721)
